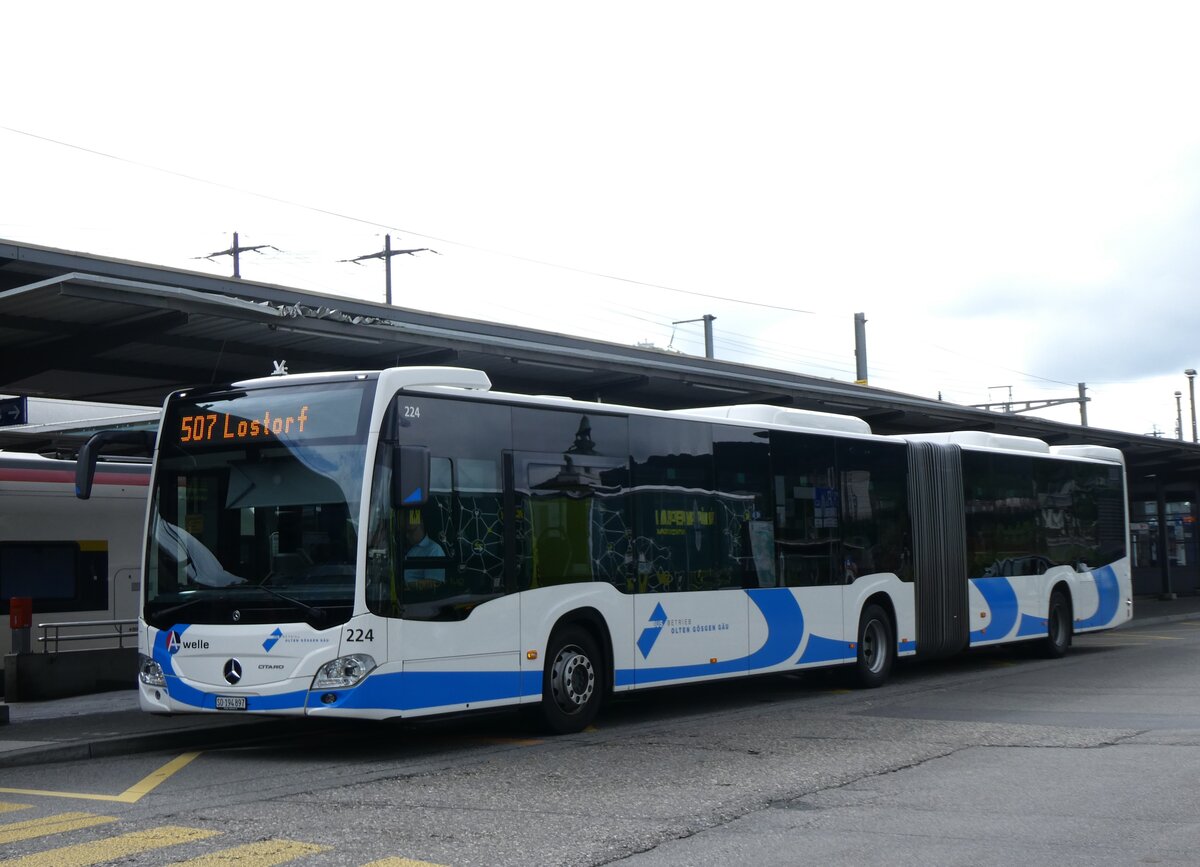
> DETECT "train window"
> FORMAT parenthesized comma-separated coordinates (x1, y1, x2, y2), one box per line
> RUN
(0, 541, 109, 614)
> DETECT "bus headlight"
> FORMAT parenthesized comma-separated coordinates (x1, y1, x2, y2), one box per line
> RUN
(138, 653, 166, 687)
(312, 654, 376, 689)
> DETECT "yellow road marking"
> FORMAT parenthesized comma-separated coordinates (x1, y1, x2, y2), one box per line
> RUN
(116, 752, 202, 801)
(173, 839, 328, 865)
(362, 859, 450, 867)
(0, 752, 201, 803)
(0, 812, 116, 845)
(0, 824, 218, 867)
(0, 803, 32, 814)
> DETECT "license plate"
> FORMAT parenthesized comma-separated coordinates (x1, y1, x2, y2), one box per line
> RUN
(215, 696, 247, 711)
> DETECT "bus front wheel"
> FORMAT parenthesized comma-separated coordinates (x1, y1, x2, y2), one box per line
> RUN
(539, 626, 603, 734)
(853, 604, 895, 689)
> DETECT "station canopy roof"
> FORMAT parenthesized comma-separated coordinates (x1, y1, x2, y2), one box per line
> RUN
(3, 238, 1199, 481)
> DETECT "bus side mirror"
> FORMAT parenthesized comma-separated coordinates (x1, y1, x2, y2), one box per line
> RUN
(76, 430, 156, 499)
(393, 445, 430, 508)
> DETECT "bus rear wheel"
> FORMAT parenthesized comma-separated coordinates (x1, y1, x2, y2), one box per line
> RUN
(1038, 590, 1072, 659)
(539, 626, 603, 734)
(853, 603, 895, 689)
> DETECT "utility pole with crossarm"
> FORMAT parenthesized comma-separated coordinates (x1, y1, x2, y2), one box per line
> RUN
(341, 234, 438, 305)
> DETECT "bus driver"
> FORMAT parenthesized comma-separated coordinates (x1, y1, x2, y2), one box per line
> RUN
(404, 511, 446, 584)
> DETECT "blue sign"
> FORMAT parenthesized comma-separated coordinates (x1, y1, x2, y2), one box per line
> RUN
(0, 397, 27, 427)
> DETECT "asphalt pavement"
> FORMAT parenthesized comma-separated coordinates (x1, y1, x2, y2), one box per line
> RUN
(2, 593, 1199, 770)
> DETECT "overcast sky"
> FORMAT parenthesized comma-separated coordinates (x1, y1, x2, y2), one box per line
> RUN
(4, 2, 1200, 438)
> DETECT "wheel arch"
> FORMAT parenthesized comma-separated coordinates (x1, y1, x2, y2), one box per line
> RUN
(547, 607, 615, 696)
(860, 590, 897, 632)
(1048, 578, 1074, 620)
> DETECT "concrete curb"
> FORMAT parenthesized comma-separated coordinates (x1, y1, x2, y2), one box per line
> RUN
(0, 718, 323, 769)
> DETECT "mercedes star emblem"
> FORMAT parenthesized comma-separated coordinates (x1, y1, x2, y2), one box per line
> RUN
(223, 658, 243, 685)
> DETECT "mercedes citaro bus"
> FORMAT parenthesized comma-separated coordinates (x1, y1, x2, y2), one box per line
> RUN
(76, 366, 1131, 733)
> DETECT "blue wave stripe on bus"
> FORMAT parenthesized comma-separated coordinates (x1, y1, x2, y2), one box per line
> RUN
(797, 633, 853, 664)
(152, 623, 184, 672)
(153, 625, 311, 711)
(161, 675, 211, 709)
(969, 563, 1122, 644)
(616, 588, 805, 687)
(153, 625, 209, 709)
(969, 577, 1019, 644)
(1076, 564, 1120, 629)
(898, 639, 916, 654)
(161, 669, 535, 715)
(1016, 613, 1048, 637)
(322, 669, 540, 712)
(247, 690, 311, 711)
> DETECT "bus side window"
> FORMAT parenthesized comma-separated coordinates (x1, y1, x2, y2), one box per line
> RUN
(512, 407, 630, 592)
(714, 427, 774, 588)
(838, 440, 910, 582)
(0, 541, 108, 614)
(516, 453, 630, 590)
(381, 397, 514, 621)
(770, 432, 839, 587)
(630, 416, 716, 593)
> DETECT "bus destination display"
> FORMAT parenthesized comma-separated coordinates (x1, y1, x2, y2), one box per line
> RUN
(168, 381, 373, 448)
(178, 405, 310, 444)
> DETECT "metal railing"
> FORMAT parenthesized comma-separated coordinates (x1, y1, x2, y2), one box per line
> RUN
(35, 619, 138, 653)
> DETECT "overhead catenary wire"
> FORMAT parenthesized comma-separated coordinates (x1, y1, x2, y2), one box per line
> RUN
(0, 124, 814, 316)
(1, 123, 1088, 396)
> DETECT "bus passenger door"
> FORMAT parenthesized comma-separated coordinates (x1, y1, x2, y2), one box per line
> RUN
(388, 440, 523, 715)
(627, 417, 768, 687)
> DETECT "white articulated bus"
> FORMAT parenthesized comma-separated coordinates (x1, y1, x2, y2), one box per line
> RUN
(77, 367, 1131, 733)
(1, 452, 149, 657)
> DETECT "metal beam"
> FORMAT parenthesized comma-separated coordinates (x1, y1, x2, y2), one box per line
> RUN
(0, 310, 189, 384)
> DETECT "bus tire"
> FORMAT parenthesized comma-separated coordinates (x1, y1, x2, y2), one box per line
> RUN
(539, 625, 603, 734)
(1038, 589, 1072, 659)
(853, 603, 894, 689)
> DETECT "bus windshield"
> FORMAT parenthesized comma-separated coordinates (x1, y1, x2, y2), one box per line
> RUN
(144, 379, 375, 629)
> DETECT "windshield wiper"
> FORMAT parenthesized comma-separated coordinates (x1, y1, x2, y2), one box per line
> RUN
(149, 584, 331, 629)
(229, 583, 330, 628)
(148, 594, 211, 624)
